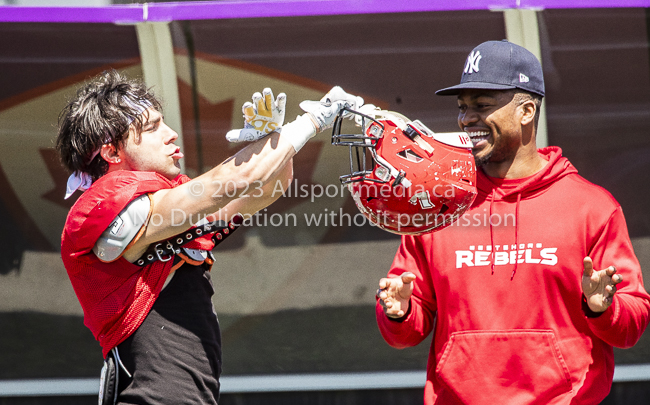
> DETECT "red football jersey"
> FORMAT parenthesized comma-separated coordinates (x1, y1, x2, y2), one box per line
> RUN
(61, 170, 215, 357)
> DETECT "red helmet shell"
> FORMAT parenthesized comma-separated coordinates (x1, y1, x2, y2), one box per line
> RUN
(346, 115, 477, 235)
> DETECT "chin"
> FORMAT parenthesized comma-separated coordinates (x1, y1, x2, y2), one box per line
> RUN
(473, 151, 492, 167)
(162, 167, 182, 180)
(472, 138, 498, 164)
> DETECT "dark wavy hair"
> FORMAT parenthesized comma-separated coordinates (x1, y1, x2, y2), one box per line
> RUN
(56, 70, 162, 181)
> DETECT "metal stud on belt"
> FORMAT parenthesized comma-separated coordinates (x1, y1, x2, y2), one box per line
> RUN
(135, 214, 244, 266)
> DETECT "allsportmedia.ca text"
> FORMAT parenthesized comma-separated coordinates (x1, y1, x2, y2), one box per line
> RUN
(186, 178, 459, 203)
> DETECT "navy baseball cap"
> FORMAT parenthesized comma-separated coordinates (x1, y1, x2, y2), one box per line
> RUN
(436, 40, 545, 97)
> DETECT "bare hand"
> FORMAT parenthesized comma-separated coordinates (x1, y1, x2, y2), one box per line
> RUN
(582, 256, 622, 313)
(377, 272, 416, 319)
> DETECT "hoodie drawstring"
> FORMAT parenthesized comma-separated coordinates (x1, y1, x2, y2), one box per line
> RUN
(511, 193, 522, 280)
(490, 190, 496, 275)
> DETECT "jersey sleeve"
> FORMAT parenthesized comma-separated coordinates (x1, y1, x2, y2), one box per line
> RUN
(62, 171, 176, 262)
(585, 206, 650, 348)
(376, 234, 438, 348)
(93, 194, 152, 262)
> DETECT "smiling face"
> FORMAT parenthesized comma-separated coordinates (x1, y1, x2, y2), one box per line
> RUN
(457, 89, 523, 167)
(117, 108, 184, 180)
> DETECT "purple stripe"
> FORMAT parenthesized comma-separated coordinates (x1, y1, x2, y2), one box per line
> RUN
(147, 0, 515, 21)
(0, 0, 648, 23)
(0, 5, 142, 23)
(522, 0, 650, 7)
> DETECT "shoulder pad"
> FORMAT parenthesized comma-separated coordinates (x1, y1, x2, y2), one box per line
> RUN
(93, 195, 151, 262)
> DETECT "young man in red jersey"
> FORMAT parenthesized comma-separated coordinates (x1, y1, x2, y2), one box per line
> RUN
(376, 41, 650, 404)
(56, 70, 359, 404)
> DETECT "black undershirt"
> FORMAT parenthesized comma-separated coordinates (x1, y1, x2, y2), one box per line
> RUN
(115, 262, 222, 405)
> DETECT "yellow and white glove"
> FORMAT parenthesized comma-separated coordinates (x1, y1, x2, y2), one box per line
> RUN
(228, 86, 363, 153)
(273, 86, 360, 153)
(226, 88, 286, 142)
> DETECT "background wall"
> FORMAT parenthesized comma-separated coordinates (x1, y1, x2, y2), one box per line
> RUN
(1, 4, 649, 404)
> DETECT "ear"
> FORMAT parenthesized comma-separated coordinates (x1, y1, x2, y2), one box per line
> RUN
(519, 100, 536, 126)
(100, 143, 121, 164)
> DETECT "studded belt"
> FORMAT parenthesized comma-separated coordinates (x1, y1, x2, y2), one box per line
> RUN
(135, 214, 243, 267)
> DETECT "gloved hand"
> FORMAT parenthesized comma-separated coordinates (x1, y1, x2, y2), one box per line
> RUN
(320, 86, 364, 112)
(279, 86, 364, 152)
(298, 86, 364, 131)
(353, 104, 380, 127)
(298, 99, 348, 132)
(226, 88, 286, 142)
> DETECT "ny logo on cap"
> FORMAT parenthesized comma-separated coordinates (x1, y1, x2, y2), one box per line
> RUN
(464, 51, 481, 74)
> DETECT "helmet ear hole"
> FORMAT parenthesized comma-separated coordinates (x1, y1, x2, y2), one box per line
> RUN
(397, 149, 423, 163)
(439, 204, 450, 215)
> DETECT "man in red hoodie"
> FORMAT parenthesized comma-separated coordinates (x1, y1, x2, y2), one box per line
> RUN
(56, 71, 359, 404)
(375, 40, 650, 404)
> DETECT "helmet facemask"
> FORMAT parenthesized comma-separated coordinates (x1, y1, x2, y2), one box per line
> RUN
(331, 106, 411, 188)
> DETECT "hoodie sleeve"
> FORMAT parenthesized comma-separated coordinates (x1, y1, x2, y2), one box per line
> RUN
(585, 206, 650, 348)
(376, 235, 437, 348)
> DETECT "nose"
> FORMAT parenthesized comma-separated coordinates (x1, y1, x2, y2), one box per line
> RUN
(458, 108, 478, 129)
(162, 122, 179, 144)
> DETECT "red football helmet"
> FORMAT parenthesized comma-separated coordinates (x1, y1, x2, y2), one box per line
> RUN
(332, 107, 477, 235)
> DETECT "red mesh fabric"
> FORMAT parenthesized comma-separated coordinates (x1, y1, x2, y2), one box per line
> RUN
(61, 170, 215, 358)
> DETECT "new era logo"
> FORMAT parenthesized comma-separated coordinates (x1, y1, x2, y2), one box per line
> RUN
(464, 51, 481, 74)
(519, 73, 529, 83)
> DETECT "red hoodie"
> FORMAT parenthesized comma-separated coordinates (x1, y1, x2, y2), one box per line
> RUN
(376, 147, 650, 404)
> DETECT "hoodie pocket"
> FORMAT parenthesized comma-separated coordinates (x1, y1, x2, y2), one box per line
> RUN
(436, 330, 572, 405)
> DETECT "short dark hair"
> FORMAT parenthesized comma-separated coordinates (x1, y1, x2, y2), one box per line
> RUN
(56, 70, 162, 181)
(513, 90, 543, 129)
